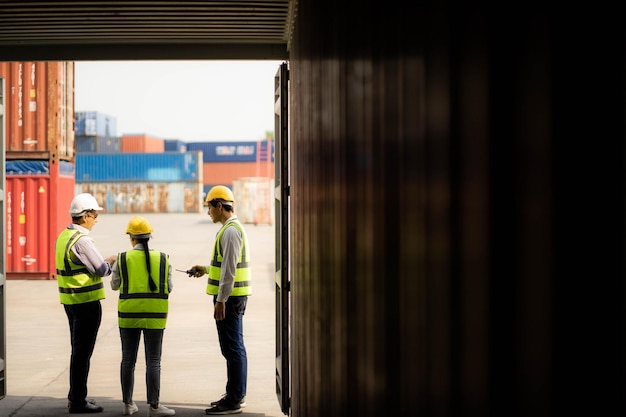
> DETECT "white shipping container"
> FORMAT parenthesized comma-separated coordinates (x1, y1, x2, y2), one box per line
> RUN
(232, 177, 274, 225)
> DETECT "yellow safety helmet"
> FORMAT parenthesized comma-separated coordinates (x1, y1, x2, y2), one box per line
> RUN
(204, 185, 235, 206)
(126, 216, 153, 239)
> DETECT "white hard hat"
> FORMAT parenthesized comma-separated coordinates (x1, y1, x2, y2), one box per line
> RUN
(69, 193, 103, 216)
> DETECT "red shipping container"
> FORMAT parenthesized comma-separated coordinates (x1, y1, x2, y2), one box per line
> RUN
(121, 134, 164, 153)
(5, 163, 75, 279)
(203, 161, 274, 186)
(0, 61, 75, 161)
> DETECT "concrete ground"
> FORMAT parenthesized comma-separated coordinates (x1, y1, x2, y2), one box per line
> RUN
(0, 212, 286, 417)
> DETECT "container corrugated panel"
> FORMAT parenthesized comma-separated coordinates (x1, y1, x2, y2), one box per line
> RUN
(232, 177, 274, 225)
(75, 152, 202, 182)
(121, 134, 165, 153)
(0, 62, 74, 161)
(75, 135, 121, 153)
(5, 165, 75, 279)
(75, 111, 117, 137)
(75, 181, 203, 213)
(164, 139, 187, 152)
(203, 161, 274, 186)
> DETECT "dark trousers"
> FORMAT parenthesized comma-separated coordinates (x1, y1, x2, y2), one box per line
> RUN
(120, 328, 164, 405)
(64, 300, 102, 405)
(214, 295, 248, 403)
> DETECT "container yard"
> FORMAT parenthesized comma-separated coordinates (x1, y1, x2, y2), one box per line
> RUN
(2, 63, 275, 279)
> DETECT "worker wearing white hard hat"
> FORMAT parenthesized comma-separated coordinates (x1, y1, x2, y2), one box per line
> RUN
(55, 192, 116, 414)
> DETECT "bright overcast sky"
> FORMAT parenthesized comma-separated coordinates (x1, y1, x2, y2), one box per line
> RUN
(74, 60, 283, 142)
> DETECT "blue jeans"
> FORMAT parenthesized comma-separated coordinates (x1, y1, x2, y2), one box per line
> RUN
(215, 295, 248, 403)
(64, 300, 102, 405)
(119, 328, 164, 405)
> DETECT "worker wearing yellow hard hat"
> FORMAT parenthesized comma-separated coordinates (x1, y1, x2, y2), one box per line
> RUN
(110, 216, 175, 417)
(186, 185, 251, 414)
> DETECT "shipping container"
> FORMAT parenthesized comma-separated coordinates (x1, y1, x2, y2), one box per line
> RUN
(5, 161, 75, 279)
(0, 62, 74, 161)
(203, 161, 274, 187)
(121, 133, 164, 153)
(75, 135, 121, 153)
(74, 111, 117, 137)
(187, 140, 274, 163)
(164, 139, 187, 152)
(75, 152, 202, 182)
(75, 182, 203, 213)
(232, 177, 274, 225)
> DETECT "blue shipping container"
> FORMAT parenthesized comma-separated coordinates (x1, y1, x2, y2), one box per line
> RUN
(76, 135, 122, 153)
(6, 160, 74, 176)
(164, 139, 188, 152)
(186, 141, 274, 163)
(75, 111, 118, 137)
(75, 152, 202, 182)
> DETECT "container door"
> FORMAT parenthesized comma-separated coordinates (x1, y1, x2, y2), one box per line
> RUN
(1, 76, 7, 399)
(274, 62, 290, 414)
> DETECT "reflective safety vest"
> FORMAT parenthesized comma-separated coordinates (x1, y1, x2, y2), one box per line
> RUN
(206, 218, 252, 297)
(56, 228, 106, 305)
(117, 249, 170, 329)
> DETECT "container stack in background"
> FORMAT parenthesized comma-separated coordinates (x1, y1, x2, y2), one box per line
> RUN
(187, 139, 274, 224)
(74, 111, 204, 213)
(1, 61, 75, 280)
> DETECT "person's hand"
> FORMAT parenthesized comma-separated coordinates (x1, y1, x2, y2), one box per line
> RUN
(214, 301, 226, 321)
(105, 255, 117, 266)
(189, 265, 207, 278)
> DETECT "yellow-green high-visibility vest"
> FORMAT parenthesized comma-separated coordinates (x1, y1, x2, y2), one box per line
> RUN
(117, 249, 170, 329)
(56, 228, 106, 305)
(206, 218, 252, 297)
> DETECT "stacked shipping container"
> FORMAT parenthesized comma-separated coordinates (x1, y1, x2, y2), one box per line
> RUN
(1, 62, 76, 279)
(74, 152, 203, 213)
(75, 110, 120, 153)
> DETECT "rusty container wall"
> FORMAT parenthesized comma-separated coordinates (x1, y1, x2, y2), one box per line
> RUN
(5, 162, 74, 279)
(0, 62, 74, 161)
(121, 134, 165, 153)
(232, 177, 273, 225)
(74, 181, 202, 213)
(203, 161, 274, 188)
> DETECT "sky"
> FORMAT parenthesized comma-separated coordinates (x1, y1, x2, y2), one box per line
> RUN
(74, 60, 284, 142)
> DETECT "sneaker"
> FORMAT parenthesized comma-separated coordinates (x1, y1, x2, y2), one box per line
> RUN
(147, 404, 176, 416)
(210, 395, 246, 408)
(123, 402, 139, 415)
(205, 402, 242, 415)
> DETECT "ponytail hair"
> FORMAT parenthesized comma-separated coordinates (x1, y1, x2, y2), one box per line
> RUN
(138, 237, 157, 291)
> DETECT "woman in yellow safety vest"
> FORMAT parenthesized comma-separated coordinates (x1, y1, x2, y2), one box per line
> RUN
(110, 216, 175, 417)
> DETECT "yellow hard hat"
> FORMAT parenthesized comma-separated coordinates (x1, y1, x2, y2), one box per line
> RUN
(126, 216, 153, 239)
(204, 185, 235, 206)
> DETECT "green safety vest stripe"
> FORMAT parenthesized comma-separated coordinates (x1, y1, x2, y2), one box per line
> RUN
(59, 282, 104, 294)
(118, 312, 168, 319)
(210, 260, 249, 268)
(207, 279, 250, 287)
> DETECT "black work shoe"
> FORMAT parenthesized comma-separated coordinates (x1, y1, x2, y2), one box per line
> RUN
(210, 395, 246, 408)
(68, 401, 104, 413)
(205, 401, 242, 415)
